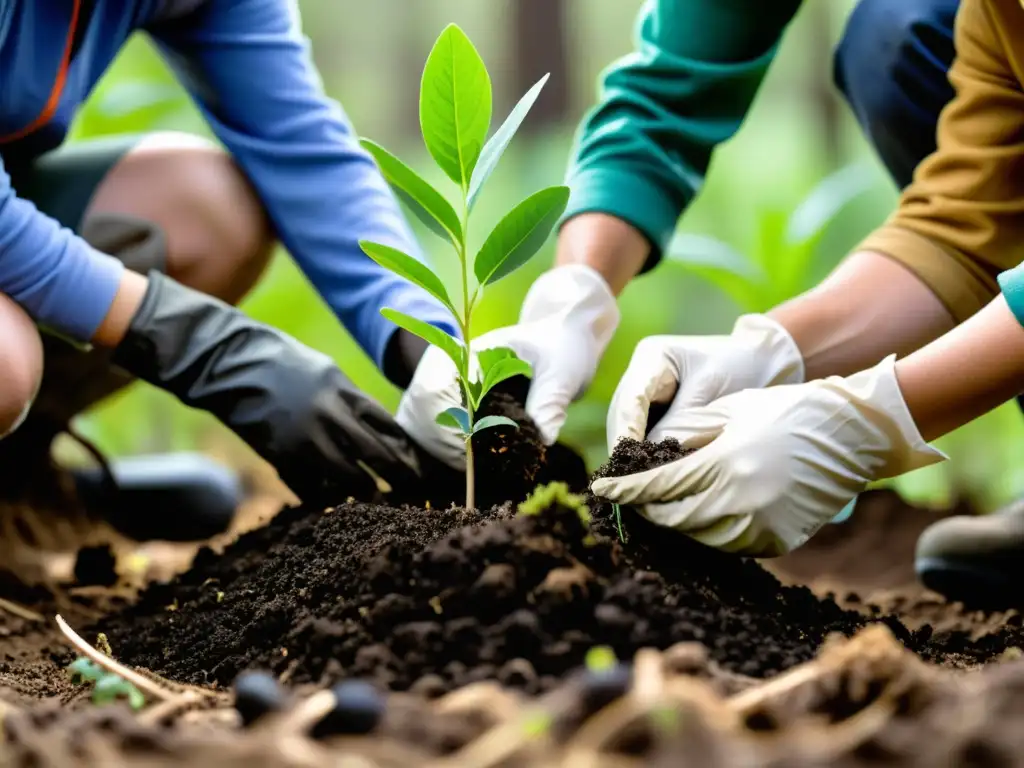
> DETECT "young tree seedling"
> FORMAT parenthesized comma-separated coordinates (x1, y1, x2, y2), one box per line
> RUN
(358, 24, 570, 510)
(67, 657, 146, 710)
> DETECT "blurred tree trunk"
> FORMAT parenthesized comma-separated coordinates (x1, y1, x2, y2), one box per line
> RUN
(808, 1, 843, 167)
(398, 4, 426, 143)
(511, 0, 570, 136)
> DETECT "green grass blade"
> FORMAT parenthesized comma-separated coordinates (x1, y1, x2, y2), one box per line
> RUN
(467, 73, 549, 210)
(360, 241, 457, 316)
(420, 24, 492, 187)
(381, 308, 465, 373)
(360, 139, 464, 245)
(474, 186, 569, 286)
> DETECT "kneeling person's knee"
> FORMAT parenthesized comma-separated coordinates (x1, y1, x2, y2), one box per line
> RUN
(838, 0, 957, 106)
(88, 131, 275, 306)
(0, 295, 43, 437)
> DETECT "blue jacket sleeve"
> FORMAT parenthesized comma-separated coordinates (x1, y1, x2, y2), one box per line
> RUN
(147, 0, 460, 370)
(0, 154, 125, 342)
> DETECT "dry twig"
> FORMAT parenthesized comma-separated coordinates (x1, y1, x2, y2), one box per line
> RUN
(55, 613, 176, 702)
(0, 596, 43, 623)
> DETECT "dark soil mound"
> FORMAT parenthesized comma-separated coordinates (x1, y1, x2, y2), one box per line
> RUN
(103, 449, 871, 694)
(106, 498, 862, 690)
(100, 434, 1024, 705)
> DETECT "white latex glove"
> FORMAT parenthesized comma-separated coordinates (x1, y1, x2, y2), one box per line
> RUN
(397, 264, 620, 470)
(591, 355, 947, 557)
(606, 314, 804, 452)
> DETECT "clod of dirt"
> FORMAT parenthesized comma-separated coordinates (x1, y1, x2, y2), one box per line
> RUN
(592, 436, 695, 480)
(72, 545, 118, 587)
(468, 389, 546, 507)
(401, 377, 588, 511)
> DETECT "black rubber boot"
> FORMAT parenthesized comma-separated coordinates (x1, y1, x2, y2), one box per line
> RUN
(915, 499, 1024, 610)
(71, 452, 242, 543)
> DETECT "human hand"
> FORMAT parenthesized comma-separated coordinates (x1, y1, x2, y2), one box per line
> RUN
(591, 355, 947, 557)
(111, 271, 423, 504)
(397, 264, 620, 469)
(605, 314, 805, 452)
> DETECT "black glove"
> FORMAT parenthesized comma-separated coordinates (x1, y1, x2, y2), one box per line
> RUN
(382, 327, 428, 389)
(111, 271, 423, 505)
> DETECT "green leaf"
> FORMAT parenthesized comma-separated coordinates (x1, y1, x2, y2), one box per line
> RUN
(420, 24, 492, 187)
(436, 406, 471, 434)
(381, 308, 466, 373)
(93, 675, 145, 710)
(359, 139, 464, 245)
(481, 358, 532, 400)
(472, 415, 518, 434)
(474, 347, 531, 405)
(474, 186, 570, 286)
(360, 241, 457, 316)
(467, 73, 549, 211)
(68, 658, 105, 684)
(477, 346, 516, 375)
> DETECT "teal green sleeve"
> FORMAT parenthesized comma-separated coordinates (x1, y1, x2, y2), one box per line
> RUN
(998, 265, 1024, 328)
(562, 0, 803, 268)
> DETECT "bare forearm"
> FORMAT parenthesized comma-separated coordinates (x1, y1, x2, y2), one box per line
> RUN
(555, 214, 650, 296)
(768, 251, 957, 380)
(896, 295, 1024, 441)
(91, 271, 148, 347)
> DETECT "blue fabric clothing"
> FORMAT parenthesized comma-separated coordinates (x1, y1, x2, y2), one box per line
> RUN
(834, 0, 959, 189)
(0, 0, 457, 366)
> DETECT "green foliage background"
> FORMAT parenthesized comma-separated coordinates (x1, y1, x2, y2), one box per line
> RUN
(69, 1, 1024, 513)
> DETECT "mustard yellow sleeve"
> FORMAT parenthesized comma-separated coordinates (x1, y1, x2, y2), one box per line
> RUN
(859, 0, 1024, 323)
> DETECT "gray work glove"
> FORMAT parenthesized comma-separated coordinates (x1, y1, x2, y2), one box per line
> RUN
(111, 271, 423, 505)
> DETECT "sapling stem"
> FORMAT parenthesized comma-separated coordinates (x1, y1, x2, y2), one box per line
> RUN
(458, 197, 477, 511)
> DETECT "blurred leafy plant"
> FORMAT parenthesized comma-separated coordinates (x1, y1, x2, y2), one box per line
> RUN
(663, 162, 876, 312)
(358, 24, 569, 509)
(584, 645, 617, 672)
(67, 657, 145, 710)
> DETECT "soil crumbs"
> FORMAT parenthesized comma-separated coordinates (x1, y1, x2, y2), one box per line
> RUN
(7, 434, 1024, 766)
